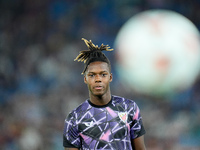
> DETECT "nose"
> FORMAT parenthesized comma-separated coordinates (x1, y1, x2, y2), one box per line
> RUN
(95, 74, 102, 82)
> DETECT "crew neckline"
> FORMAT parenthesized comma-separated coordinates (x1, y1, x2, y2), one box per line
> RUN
(87, 96, 113, 108)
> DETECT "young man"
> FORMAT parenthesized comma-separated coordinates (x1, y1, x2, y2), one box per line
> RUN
(63, 38, 146, 150)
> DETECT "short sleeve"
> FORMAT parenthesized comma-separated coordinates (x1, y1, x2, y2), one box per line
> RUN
(130, 103, 146, 139)
(63, 112, 81, 148)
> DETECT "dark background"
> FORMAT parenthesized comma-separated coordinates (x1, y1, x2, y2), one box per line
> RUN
(0, 0, 200, 149)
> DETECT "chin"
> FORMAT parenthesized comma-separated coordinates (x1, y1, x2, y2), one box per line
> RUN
(93, 92, 104, 97)
(95, 93, 103, 97)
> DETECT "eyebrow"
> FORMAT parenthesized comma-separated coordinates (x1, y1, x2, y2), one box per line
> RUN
(88, 71, 108, 74)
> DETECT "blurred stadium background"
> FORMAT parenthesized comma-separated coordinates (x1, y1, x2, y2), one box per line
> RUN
(0, 0, 200, 150)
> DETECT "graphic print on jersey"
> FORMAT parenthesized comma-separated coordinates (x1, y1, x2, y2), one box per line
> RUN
(63, 95, 145, 150)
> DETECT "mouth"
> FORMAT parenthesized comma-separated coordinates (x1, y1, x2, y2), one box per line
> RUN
(94, 86, 103, 90)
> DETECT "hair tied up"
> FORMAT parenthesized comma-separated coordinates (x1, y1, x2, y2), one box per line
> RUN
(74, 38, 113, 63)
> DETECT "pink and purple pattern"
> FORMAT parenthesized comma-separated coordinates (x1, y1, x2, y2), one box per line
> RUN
(63, 95, 145, 150)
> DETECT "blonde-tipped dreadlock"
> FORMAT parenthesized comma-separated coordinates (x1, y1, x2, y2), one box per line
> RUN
(74, 38, 113, 63)
(74, 38, 114, 74)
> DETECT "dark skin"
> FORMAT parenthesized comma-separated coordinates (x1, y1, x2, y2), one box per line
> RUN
(65, 61, 146, 150)
(84, 61, 112, 106)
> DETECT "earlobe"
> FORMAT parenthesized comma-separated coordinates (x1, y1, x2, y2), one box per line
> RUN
(84, 76, 87, 84)
(110, 73, 113, 82)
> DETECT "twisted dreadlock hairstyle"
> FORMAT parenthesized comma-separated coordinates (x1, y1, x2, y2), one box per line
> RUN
(74, 38, 114, 74)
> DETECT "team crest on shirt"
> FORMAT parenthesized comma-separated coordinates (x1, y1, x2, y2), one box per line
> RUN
(118, 112, 128, 123)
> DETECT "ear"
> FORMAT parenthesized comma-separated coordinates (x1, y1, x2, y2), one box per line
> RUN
(84, 75, 87, 84)
(109, 73, 113, 82)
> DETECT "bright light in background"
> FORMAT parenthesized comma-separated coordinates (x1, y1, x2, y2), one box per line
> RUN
(114, 9, 200, 96)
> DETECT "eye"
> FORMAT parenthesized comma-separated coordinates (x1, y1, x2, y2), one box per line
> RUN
(102, 73, 107, 77)
(89, 74, 94, 77)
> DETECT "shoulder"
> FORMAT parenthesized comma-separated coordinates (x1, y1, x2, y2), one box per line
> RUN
(111, 95, 139, 112)
(112, 95, 137, 105)
(67, 100, 91, 118)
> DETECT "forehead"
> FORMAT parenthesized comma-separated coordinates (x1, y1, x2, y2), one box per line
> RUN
(86, 61, 110, 73)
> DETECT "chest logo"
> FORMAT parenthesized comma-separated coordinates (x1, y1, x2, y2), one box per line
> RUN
(118, 112, 128, 123)
(83, 121, 94, 127)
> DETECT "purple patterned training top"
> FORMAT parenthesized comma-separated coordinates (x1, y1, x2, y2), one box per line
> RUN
(63, 95, 145, 150)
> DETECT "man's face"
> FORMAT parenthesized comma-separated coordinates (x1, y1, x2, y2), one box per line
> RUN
(84, 61, 112, 97)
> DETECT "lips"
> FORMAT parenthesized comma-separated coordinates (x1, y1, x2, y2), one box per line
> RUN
(94, 86, 103, 90)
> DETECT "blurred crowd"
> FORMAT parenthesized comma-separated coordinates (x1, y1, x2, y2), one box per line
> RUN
(0, 0, 200, 149)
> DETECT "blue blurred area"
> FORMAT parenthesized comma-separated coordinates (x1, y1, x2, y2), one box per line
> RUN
(0, 0, 200, 149)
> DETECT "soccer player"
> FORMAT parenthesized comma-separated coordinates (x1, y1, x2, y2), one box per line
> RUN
(63, 38, 146, 150)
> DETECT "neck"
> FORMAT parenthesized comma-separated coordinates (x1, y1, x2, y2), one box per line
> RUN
(89, 91, 111, 106)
